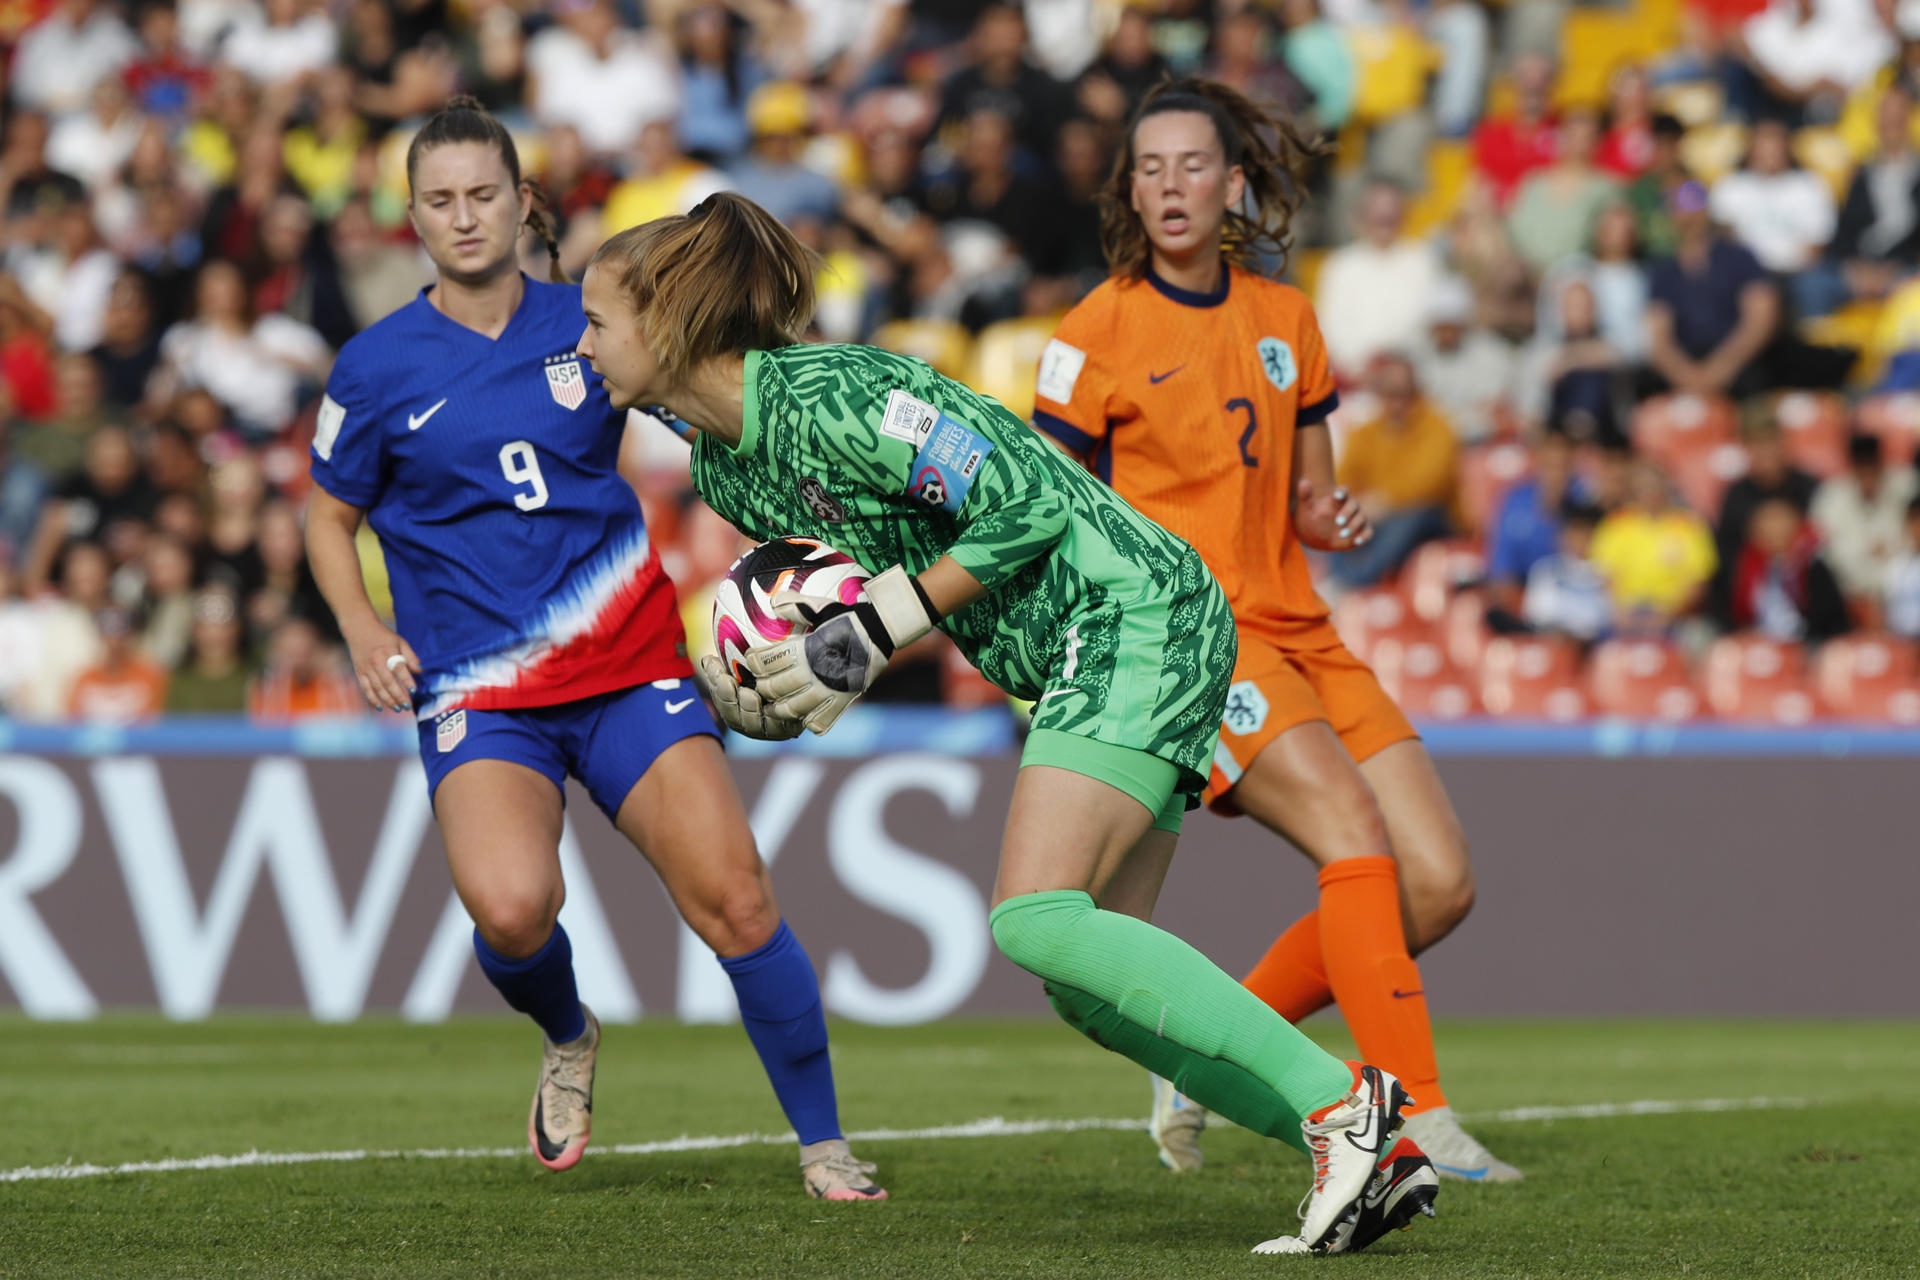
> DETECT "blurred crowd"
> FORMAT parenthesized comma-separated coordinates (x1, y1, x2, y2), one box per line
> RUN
(5, 0, 1920, 724)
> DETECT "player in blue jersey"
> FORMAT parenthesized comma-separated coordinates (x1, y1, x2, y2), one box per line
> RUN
(302, 98, 885, 1200)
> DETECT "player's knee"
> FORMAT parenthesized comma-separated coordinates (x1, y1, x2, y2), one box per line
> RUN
(699, 881, 780, 958)
(1404, 849, 1474, 953)
(988, 890, 1094, 976)
(472, 889, 562, 958)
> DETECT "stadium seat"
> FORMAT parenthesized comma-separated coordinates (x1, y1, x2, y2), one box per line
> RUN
(1667, 441, 1748, 520)
(1677, 121, 1748, 184)
(1653, 80, 1724, 128)
(1701, 635, 1817, 723)
(1456, 442, 1531, 538)
(1631, 393, 1739, 470)
(1854, 393, 1920, 466)
(1330, 587, 1432, 665)
(1371, 639, 1479, 720)
(1813, 633, 1920, 719)
(969, 315, 1061, 422)
(1588, 637, 1703, 721)
(1444, 590, 1491, 673)
(871, 319, 975, 382)
(1404, 141, 1470, 238)
(1403, 538, 1486, 623)
(1772, 390, 1851, 478)
(1479, 635, 1587, 719)
(1792, 127, 1856, 199)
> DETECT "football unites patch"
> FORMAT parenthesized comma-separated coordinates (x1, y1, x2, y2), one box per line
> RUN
(906, 411, 992, 514)
(544, 353, 586, 411)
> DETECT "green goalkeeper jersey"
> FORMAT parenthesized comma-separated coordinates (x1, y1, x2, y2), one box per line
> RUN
(689, 344, 1234, 790)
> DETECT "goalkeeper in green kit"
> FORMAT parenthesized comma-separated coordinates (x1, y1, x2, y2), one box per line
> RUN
(576, 192, 1430, 1255)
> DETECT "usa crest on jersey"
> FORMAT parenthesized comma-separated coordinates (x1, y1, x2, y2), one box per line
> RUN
(545, 352, 586, 411)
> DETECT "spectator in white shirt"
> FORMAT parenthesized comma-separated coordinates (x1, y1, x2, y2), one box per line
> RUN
(9, 0, 139, 118)
(1314, 177, 1440, 379)
(525, 0, 680, 158)
(1883, 496, 1920, 636)
(1523, 502, 1614, 642)
(153, 260, 331, 436)
(219, 0, 338, 89)
(1412, 274, 1517, 444)
(1709, 117, 1838, 301)
(1737, 0, 1895, 122)
(45, 76, 145, 190)
(1811, 432, 1920, 603)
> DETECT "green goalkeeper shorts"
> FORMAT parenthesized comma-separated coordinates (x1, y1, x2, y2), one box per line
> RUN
(1018, 544, 1236, 834)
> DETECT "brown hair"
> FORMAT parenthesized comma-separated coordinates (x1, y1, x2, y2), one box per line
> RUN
(1097, 77, 1320, 281)
(406, 95, 564, 283)
(589, 192, 816, 382)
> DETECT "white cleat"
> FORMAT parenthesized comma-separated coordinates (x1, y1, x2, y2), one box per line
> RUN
(528, 1004, 598, 1172)
(801, 1138, 889, 1201)
(1285, 1062, 1412, 1254)
(1251, 1233, 1312, 1255)
(1149, 1074, 1208, 1172)
(1401, 1105, 1524, 1183)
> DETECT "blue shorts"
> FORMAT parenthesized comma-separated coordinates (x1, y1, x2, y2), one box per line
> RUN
(418, 679, 719, 821)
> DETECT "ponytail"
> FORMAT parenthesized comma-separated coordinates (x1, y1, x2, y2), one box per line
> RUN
(589, 192, 817, 380)
(1098, 77, 1322, 280)
(408, 95, 564, 282)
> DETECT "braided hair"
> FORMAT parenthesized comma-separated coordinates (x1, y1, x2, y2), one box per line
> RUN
(1098, 77, 1322, 281)
(406, 95, 565, 283)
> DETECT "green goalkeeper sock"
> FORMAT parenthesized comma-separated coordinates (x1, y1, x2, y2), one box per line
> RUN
(1044, 981, 1310, 1155)
(990, 890, 1351, 1129)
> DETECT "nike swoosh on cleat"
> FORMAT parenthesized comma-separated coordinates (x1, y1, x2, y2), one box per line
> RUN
(1391, 988, 1424, 999)
(664, 698, 695, 713)
(1148, 366, 1184, 384)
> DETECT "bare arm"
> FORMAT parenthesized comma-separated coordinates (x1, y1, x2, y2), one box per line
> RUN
(1703, 280, 1779, 390)
(1290, 421, 1371, 551)
(306, 486, 418, 712)
(915, 554, 989, 618)
(1644, 300, 1703, 391)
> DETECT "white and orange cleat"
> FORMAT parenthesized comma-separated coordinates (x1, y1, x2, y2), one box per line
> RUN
(801, 1138, 889, 1201)
(1331, 1137, 1440, 1253)
(1255, 1062, 1412, 1255)
(528, 1005, 599, 1172)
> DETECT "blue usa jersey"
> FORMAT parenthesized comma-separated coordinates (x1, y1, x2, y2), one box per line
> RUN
(310, 277, 690, 718)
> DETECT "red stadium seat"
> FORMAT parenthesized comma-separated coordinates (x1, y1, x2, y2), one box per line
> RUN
(1372, 639, 1479, 720)
(1479, 635, 1587, 719)
(1854, 393, 1920, 467)
(1456, 442, 1530, 539)
(1813, 633, 1920, 718)
(1588, 638, 1703, 721)
(1444, 590, 1491, 673)
(1330, 587, 1432, 665)
(1667, 442, 1748, 521)
(1702, 635, 1817, 723)
(1631, 393, 1739, 469)
(1772, 391, 1850, 478)
(1403, 539, 1486, 623)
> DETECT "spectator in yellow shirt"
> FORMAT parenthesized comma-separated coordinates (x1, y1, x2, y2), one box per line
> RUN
(1331, 352, 1459, 588)
(1590, 457, 1717, 630)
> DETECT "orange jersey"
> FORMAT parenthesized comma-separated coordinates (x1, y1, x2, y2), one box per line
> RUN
(1033, 267, 1341, 649)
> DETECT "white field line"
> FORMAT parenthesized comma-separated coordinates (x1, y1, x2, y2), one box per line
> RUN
(0, 1096, 1810, 1185)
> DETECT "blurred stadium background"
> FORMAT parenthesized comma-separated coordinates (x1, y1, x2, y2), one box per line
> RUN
(1, 0, 1917, 1274)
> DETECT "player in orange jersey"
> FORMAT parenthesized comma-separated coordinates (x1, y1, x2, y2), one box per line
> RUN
(1034, 78, 1521, 1184)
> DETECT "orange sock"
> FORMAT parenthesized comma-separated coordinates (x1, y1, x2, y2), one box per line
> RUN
(1242, 911, 1335, 1023)
(1316, 856, 1446, 1114)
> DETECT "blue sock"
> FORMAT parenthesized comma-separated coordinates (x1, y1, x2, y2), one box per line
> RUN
(473, 924, 587, 1045)
(719, 920, 841, 1144)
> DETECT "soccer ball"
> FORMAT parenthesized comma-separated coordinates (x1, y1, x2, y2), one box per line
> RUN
(712, 536, 871, 687)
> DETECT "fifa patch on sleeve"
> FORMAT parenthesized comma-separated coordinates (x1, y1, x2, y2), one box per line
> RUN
(1035, 340, 1086, 405)
(314, 394, 346, 461)
(907, 414, 993, 514)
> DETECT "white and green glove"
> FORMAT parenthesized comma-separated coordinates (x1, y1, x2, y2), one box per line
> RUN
(696, 655, 803, 741)
(745, 565, 939, 734)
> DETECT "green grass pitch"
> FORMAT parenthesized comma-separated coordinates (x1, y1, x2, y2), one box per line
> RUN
(2, 1017, 1915, 1279)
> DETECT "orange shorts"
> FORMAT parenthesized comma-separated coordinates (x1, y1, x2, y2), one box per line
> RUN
(1205, 632, 1419, 812)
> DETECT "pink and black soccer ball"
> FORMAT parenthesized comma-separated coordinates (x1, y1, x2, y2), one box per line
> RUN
(712, 536, 871, 688)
